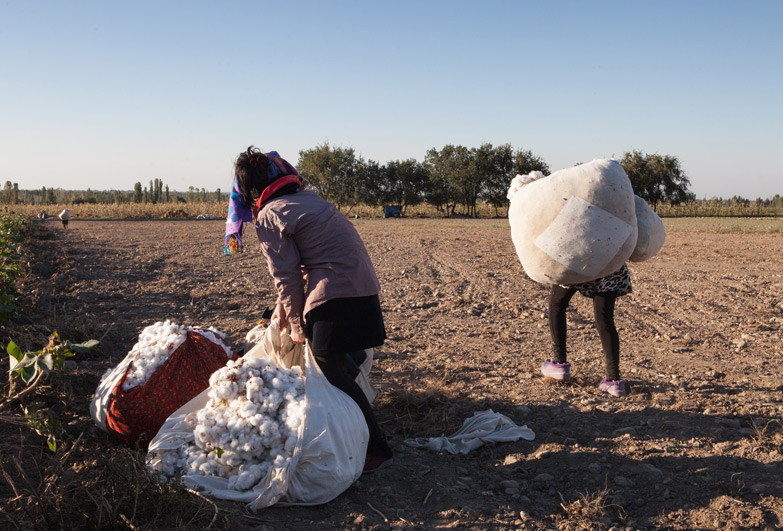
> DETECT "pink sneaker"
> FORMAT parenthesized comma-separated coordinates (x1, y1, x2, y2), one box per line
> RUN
(599, 379, 627, 397)
(540, 360, 571, 380)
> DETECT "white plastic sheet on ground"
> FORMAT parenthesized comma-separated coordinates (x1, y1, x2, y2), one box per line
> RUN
(146, 320, 369, 510)
(403, 410, 535, 455)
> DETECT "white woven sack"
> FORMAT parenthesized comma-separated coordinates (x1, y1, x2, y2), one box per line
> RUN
(508, 159, 638, 285)
(146, 320, 368, 511)
(89, 354, 134, 431)
(244, 323, 377, 403)
(629, 195, 666, 262)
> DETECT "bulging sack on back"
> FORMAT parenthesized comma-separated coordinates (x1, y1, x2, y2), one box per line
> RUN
(629, 195, 666, 262)
(89, 321, 237, 447)
(507, 159, 638, 285)
(146, 320, 369, 511)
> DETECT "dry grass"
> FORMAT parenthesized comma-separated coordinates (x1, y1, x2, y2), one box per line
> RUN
(0, 434, 225, 529)
(749, 419, 783, 452)
(555, 487, 625, 531)
(0, 287, 225, 529)
(663, 217, 783, 234)
(9, 202, 228, 220)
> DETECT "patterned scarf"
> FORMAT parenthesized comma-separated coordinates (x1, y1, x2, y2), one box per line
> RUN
(223, 151, 303, 255)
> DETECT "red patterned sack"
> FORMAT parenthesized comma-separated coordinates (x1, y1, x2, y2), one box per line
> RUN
(106, 330, 237, 447)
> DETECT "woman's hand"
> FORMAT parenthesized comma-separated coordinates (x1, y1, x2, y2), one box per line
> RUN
(289, 329, 306, 344)
(272, 303, 288, 329)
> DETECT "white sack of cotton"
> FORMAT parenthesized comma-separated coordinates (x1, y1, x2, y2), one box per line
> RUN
(629, 195, 666, 262)
(507, 159, 638, 286)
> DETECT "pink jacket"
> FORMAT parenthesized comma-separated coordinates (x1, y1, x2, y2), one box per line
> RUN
(254, 191, 381, 336)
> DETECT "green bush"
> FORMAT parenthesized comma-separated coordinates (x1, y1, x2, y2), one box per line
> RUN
(0, 212, 29, 322)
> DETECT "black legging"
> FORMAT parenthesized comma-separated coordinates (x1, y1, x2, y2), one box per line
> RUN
(548, 285, 621, 381)
(313, 353, 392, 458)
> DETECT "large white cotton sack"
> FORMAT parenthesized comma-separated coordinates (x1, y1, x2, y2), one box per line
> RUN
(629, 195, 666, 262)
(508, 159, 638, 285)
(59, 209, 71, 220)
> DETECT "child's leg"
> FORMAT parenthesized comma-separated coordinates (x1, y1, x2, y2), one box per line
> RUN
(548, 285, 576, 363)
(593, 293, 620, 381)
(314, 354, 393, 458)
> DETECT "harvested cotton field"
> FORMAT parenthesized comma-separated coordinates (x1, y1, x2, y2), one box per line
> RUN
(2, 217, 782, 530)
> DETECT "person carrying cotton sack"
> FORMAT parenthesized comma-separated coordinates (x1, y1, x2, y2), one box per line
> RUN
(508, 159, 640, 397)
(58, 209, 71, 229)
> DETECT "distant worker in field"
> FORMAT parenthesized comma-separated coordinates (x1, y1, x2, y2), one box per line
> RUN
(224, 146, 394, 472)
(38, 210, 48, 221)
(58, 208, 71, 229)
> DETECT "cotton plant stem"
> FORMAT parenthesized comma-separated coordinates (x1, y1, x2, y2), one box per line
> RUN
(367, 502, 388, 522)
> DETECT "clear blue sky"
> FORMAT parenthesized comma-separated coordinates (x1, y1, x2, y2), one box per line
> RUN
(2, 0, 781, 199)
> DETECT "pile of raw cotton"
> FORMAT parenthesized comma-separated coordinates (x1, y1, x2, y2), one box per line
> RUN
(148, 356, 306, 491)
(118, 320, 233, 390)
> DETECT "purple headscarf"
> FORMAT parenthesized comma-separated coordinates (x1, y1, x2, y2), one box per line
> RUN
(223, 151, 301, 255)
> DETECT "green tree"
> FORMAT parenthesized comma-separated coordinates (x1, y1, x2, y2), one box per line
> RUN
(424, 145, 471, 216)
(381, 159, 430, 214)
(297, 142, 361, 210)
(165, 184, 170, 203)
(479, 146, 551, 216)
(354, 159, 385, 207)
(620, 151, 694, 209)
(2, 181, 12, 204)
(476, 144, 513, 217)
(513, 148, 550, 177)
(46, 187, 56, 204)
(132, 182, 143, 203)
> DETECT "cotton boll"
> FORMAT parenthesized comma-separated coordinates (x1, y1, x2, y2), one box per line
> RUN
(238, 400, 257, 418)
(284, 435, 297, 454)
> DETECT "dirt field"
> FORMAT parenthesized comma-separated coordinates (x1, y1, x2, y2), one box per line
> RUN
(2, 217, 782, 530)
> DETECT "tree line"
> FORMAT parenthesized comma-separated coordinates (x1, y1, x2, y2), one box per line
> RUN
(298, 143, 694, 215)
(7, 143, 775, 215)
(2, 181, 223, 206)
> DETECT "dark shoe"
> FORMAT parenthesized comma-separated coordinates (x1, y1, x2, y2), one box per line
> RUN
(363, 454, 393, 474)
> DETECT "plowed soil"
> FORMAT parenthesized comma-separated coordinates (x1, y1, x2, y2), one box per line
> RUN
(3, 218, 782, 530)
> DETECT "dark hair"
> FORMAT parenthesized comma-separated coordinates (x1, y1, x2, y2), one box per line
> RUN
(234, 146, 271, 206)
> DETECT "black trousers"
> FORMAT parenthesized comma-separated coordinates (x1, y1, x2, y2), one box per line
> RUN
(305, 296, 391, 458)
(548, 285, 621, 381)
(311, 353, 392, 458)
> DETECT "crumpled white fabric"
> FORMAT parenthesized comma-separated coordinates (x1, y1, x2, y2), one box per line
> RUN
(403, 410, 535, 455)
